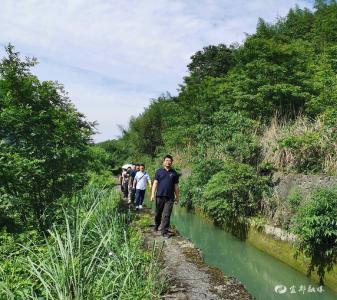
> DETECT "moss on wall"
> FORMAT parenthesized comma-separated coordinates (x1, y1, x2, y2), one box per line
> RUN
(247, 227, 337, 293)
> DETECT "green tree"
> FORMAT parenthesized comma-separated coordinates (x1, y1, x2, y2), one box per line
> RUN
(305, 53, 337, 123)
(231, 38, 312, 120)
(196, 111, 260, 163)
(187, 44, 235, 79)
(0, 45, 94, 231)
(313, 0, 337, 45)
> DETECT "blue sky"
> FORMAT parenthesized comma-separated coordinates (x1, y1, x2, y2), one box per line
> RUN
(0, 0, 314, 142)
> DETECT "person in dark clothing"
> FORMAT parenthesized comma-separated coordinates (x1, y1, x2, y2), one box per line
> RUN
(127, 164, 138, 204)
(122, 167, 131, 199)
(151, 155, 179, 238)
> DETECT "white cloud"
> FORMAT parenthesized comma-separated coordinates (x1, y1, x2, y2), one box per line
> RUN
(0, 0, 313, 142)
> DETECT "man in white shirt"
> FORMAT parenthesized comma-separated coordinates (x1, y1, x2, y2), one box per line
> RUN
(133, 164, 151, 209)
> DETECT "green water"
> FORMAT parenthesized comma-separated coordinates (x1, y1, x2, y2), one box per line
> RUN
(146, 200, 337, 300)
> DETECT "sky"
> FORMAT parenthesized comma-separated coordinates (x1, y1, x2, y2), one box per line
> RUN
(0, 0, 314, 142)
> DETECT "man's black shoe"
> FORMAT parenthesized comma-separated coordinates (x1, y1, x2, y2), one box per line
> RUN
(162, 233, 169, 239)
(153, 226, 159, 232)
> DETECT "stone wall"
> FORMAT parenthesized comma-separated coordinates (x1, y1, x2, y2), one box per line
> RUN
(272, 172, 337, 200)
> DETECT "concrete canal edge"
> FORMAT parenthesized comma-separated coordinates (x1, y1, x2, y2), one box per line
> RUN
(190, 205, 337, 294)
(179, 168, 337, 293)
(247, 226, 337, 293)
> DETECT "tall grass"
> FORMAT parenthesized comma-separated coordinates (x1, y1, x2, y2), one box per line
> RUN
(261, 115, 337, 174)
(2, 181, 164, 300)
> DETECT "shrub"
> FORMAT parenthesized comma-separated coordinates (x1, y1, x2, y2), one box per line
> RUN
(180, 159, 224, 208)
(202, 160, 269, 226)
(292, 185, 337, 285)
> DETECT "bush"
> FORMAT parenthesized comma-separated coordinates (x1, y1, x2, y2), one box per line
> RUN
(202, 160, 269, 226)
(180, 159, 224, 208)
(292, 185, 337, 285)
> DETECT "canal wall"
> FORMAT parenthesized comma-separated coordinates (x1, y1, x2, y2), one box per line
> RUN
(180, 168, 337, 292)
(272, 172, 337, 200)
(247, 226, 337, 293)
(246, 171, 337, 293)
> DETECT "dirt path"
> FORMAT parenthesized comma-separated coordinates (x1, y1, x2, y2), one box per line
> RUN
(136, 206, 253, 300)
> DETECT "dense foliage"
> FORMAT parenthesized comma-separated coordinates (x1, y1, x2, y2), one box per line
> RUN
(0, 46, 164, 299)
(105, 1, 337, 171)
(202, 160, 268, 226)
(0, 45, 95, 231)
(102, 1, 337, 284)
(292, 186, 337, 285)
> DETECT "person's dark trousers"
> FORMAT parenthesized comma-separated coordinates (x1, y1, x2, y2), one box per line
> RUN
(135, 189, 146, 206)
(155, 197, 174, 235)
(131, 188, 136, 203)
(123, 182, 129, 198)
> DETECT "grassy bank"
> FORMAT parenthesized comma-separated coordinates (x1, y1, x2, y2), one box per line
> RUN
(0, 175, 165, 299)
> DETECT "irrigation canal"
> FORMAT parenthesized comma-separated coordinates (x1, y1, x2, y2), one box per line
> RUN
(144, 196, 337, 300)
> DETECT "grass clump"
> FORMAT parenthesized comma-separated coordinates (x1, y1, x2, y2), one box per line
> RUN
(0, 178, 165, 299)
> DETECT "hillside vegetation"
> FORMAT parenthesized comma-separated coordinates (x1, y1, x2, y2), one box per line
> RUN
(102, 1, 337, 285)
(0, 46, 164, 298)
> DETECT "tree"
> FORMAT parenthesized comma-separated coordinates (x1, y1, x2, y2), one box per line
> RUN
(230, 38, 312, 120)
(313, 0, 337, 45)
(0, 45, 95, 231)
(187, 44, 234, 79)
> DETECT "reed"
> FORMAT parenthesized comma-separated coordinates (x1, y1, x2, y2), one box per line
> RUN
(3, 182, 164, 299)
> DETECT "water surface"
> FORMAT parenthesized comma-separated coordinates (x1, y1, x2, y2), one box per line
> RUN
(157, 202, 337, 300)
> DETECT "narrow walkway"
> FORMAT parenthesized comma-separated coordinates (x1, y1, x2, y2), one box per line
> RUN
(115, 181, 252, 299)
(138, 206, 253, 300)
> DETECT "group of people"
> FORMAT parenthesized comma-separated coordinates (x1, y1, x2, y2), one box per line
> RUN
(121, 163, 150, 209)
(120, 155, 180, 238)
